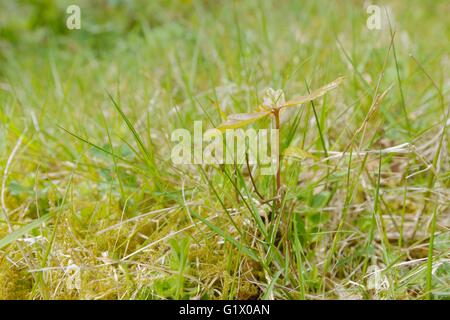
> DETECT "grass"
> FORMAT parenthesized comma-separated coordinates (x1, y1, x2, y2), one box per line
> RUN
(0, 0, 449, 300)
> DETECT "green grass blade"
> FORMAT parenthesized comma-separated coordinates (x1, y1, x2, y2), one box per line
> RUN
(0, 214, 51, 250)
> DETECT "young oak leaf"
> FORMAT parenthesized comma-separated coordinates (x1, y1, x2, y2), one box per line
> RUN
(283, 146, 317, 160)
(280, 76, 345, 109)
(216, 76, 345, 131)
(217, 111, 270, 131)
(262, 88, 286, 110)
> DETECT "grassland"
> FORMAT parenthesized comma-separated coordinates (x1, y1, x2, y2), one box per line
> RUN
(0, 0, 449, 299)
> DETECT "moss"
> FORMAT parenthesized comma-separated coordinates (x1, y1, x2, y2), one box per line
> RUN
(0, 263, 33, 299)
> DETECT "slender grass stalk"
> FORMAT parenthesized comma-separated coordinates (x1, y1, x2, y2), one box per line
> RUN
(399, 160, 410, 248)
(409, 56, 449, 239)
(273, 108, 281, 204)
(426, 205, 438, 300)
(387, 11, 412, 137)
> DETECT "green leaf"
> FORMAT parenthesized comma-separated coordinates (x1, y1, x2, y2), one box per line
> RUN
(8, 181, 32, 196)
(281, 76, 345, 109)
(217, 111, 270, 131)
(0, 214, 51, 250)
(311, 191, 332, 208)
